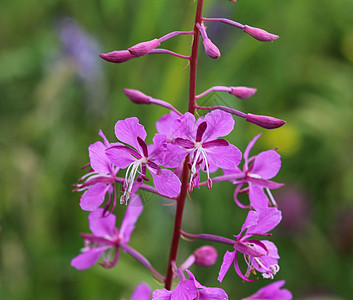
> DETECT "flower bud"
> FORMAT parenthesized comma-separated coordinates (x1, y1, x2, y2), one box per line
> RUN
(123, 88, 151, 104)
(243, 25, 279, 42)
(206, 178, 213, 190)
(99, 50, 137, 63)
(128, 38, 161, 56)
(203, 38, 221, 59)
(246, 113, 285, 129)
(194, 246, 218, 267)
(229, 87, 257, 99)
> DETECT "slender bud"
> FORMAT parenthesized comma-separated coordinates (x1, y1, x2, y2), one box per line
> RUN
(246, 113, 286, 129)
(99, 50, 137, 63)
(123, 88, 151, 104)
(203, 38, 221, 59)
(194, 246, 218, 267)
(229, 87, 257, 99)
(243, 25, 279, 42)
(128, 38, 161, 56)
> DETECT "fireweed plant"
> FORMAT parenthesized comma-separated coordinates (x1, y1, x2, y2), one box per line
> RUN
(72, 0, 293, 299)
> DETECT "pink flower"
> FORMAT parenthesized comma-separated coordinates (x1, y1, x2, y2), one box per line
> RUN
(105, 117, 181, 204)
(74, 130, 120, 212)
(218, 207, 282, 282)
(225, 133, 283, 210)
(153, 270, 228, 299)
(156, 111, 181, 142)
(171, 110, 242, 190)
(121, 282, 152, 300)
(243, 280, 292, 300)
(71, 194, 143, 270)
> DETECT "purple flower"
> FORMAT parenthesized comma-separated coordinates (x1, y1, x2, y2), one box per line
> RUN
(153, 270, 228, 299)
(225, 133, 283, 210)
(170, 110, 242, 190)
(218, 207, 282, 282)
(74, 130, 120, 212)
(105, 117, 181, 204)
(242, 280, 292, 300)
(71, 194, 143, 270)
(156, 111, 181, 142)
(121, 282, 152, 300)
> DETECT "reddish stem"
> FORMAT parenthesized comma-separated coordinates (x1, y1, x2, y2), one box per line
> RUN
(188, 0, 204, 114)
(164, 158, 190, 289)
(164, 0, 204, 290)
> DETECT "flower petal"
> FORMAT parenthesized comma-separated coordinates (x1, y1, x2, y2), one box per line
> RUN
(247, 176, 284, 189)
(217, 250, 236, 283)
(131, 283, 152, 300)
(89, 141, 111, 174)
(251, 241, 279, 273)
(199, 287, 229, 300)
(251, 150, 281, 179)
(150, 168, 181, 197)
(246, 207, 282, 236)
(240, 210, 259, 236)
(205, 144, 242, 170)
(120, 194, 143, 243)
(171, 112, 196, 140)
(156, 111, 180, 139)
(243, 280, 292, 300)
(71, 247, 108, 270)
(150, 134, 187, 168)
(115, 117, 147, 151)
(171, 279, 198, 300)
(152, 288, 172, 300)
(244, 134, 262, 166)
(233, 251, 257, 282)
(105, 146, 137, 168)
(80, 183, 109, 211)
(88, 208, 116, 237)
(249, 184, 269, 210)
(203, 110, 234, 141)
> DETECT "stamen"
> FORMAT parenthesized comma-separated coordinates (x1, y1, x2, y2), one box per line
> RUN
(120, 157, 148, 205)
(266, 188, 277, 207)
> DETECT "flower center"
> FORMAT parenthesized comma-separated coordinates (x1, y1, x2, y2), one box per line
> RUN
(190, 142, 211, 184)
(121, 157, 147, 205)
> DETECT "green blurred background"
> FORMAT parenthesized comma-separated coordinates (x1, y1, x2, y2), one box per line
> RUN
(1, 0, 353, 299)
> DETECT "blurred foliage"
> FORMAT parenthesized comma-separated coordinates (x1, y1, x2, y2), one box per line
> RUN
(1, 0, 353, 299)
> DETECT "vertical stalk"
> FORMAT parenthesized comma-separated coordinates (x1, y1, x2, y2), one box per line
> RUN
(164, 0, 204, 290)
(188, 0, 204, 114)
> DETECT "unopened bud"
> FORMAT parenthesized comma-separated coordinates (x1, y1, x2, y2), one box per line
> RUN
(229, 87, 257, 99)
(194, 246, 218, 267)
(203, 38, 221, 59)
(128, 38, 161, 56)
(206, 178, 213, 189)
(99, 50, 137, 63)
(243, 25, 279, 42)
(123, 88, 151, 104)
(246, 113, 285, 129)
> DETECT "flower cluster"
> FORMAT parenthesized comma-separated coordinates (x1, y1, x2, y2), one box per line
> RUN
(71, 0, 293, 299)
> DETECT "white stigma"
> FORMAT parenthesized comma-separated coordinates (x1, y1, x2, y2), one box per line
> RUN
(121, 157, 147, 205)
